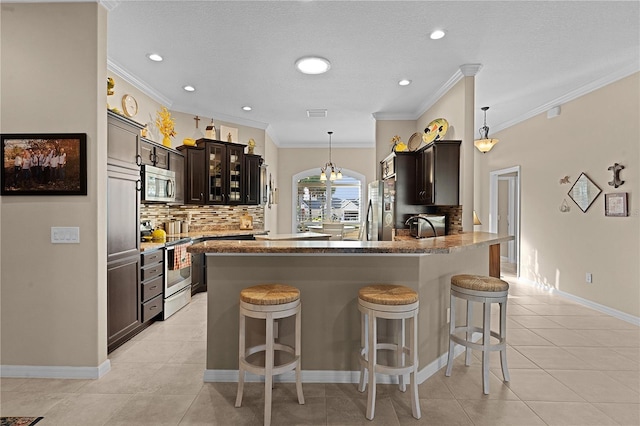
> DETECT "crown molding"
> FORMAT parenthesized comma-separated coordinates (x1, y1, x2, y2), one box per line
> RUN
(206, 111, 269, 131)
(107, 57, 173, 107)
(459, 63, 483, 77)
(493, 61, 640, 134)
(99, 0, 119, 11)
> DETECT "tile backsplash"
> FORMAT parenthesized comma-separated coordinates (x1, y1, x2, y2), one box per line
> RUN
(141, 204, 264, 231)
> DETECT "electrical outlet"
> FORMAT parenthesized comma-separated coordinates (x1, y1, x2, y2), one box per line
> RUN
(586, 272, 593, 284)
(446, 307, 451, 323)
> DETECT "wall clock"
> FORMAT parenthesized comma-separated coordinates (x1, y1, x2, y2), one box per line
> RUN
(121, 94, 138, 117)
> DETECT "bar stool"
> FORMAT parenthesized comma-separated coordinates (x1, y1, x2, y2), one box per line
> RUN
(445, 274, 510, 394)
(235, 284, 304, 426)
(357, 284, 420, 420)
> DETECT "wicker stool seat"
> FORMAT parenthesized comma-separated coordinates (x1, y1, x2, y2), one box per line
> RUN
(235, 284, 304, 426)
(358, 284, 420, 420)
(445, 274, 510, 394)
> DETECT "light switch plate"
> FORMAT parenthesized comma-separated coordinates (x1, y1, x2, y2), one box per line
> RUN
(51, 227, 80, 243)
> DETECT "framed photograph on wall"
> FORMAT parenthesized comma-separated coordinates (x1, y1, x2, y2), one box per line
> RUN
(1, 133, 87, 195)
(605, 192, 628, 217)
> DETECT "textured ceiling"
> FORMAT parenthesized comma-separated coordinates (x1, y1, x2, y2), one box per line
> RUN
(106, 1, 639, 148)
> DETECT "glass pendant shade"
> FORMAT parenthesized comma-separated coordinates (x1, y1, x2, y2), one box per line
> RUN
(474, 106, 499, 153)
(319, 131, 341, 181)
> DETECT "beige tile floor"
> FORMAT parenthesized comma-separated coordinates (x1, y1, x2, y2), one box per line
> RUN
(2, 269, 639, 425)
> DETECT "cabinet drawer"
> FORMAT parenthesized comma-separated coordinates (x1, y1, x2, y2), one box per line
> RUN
(141, 275, 163, 302)
(141, 264, 163, 281)
(142, 294, 163, 322)
(142, 250, 163, 266)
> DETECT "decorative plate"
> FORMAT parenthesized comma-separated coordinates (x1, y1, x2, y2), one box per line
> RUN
(422, 118, 449, 144)
(408, 132, 422, 151)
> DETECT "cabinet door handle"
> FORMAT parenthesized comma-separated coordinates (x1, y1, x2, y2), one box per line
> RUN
(150, 285, 158, 290)
(150, 306, 157, 310)
(136, 179, 142, 192)
(135, 154, 142, 166)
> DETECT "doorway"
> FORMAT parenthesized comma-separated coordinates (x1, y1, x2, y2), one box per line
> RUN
(489, 166, 520, 278)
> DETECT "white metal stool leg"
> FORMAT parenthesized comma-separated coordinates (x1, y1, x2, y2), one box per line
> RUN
(465, 300, 474, 366)
(366, 310, 377, 420)
(445, 292, 456, 377)
(482, 302, 491, 394)
(409, 313, 420, 419)
(235, 311, 246, 407)
(396, 318, 406, 392)
(499, 301, 510, 382)
(358, 311, 368, 393)
(295, 307, 305, 404)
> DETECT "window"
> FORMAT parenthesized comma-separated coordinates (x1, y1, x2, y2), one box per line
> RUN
(293, 170, 364, 233)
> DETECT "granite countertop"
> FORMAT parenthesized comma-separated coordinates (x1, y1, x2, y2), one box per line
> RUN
(254, 232, 332, 241)
(140, 229, 267, 251)
(188, 232, 513, 255)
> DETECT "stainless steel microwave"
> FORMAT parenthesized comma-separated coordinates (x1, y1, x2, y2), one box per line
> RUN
(141, 165, 176, 203)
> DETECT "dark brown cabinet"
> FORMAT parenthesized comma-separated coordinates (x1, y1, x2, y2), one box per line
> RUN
(415, 140, 461, 206)
(180, 139, 262, 206)
(169, 151, 185, 205)
(140, 139, 169, 169)
(204, 140, 244, 205)
(244, 154, 262, 205)
(140, 249, 164, 323)
(179, 146, 206, 204)
(107, 256, 140, 349)
(107, 111, 142, 171)
(107, 111, 143, 353)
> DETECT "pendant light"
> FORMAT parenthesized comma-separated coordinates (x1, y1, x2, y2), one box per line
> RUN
(320, 131, 342, 181)
(474, 106, 499, 153)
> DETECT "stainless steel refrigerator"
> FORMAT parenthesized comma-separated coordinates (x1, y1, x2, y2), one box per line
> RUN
(366, 179, 395, 241)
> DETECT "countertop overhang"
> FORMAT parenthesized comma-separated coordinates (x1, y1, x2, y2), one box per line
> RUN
(188, 231, 513, 255)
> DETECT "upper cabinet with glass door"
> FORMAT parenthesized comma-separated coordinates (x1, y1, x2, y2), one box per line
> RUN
(203, 140, 244, 205)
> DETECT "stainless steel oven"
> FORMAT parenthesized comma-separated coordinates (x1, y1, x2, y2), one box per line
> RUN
(163, 240, 192, 319)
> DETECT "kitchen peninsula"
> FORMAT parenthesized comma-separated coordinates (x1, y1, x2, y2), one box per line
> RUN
(189, 232, 513, 383)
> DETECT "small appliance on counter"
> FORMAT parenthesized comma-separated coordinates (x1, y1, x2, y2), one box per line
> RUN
(405, 214, 446, 238)
(140, 220, 153, 241)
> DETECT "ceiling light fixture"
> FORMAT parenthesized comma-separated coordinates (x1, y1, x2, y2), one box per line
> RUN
(430, 30, 446, 40)
(147, 53, 163, 62)
(183, 85, 195, 92)
(474, 106, 499, 153)
(295, 56, 331, 75)
(242, 106, 252, 111)
(398, 79, 412, 86)
(319, 131, 342, 182)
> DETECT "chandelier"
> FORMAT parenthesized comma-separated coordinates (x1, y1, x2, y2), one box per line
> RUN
(320, 131, 342, 181)
(474, 106, 499, 153)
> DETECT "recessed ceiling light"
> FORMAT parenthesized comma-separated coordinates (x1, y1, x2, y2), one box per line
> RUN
(242, 106, 252, 111)
(295, 56, 331, 75)
(398, 79, 412, 86)
(430, 30, 446, 40)
(147, 53, 163, 62)
(183, 85, 195, 92)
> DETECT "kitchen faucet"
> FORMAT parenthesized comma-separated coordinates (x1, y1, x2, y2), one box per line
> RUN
(405, 215, 437, 239)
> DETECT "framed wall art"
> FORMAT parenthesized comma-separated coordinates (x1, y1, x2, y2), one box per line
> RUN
(1, 133, 87, 195)
(568, 172, 601, 213)
(605, 192, 628, 217)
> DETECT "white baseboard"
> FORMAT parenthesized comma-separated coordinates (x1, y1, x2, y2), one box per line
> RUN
(0, 359, 111, 379)
(519, 278, 640, 326)
(203, 335, 480, 385)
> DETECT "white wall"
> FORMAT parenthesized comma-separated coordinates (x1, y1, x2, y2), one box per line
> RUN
(476, 73, 640, 317)
(1, 3, 108, 369)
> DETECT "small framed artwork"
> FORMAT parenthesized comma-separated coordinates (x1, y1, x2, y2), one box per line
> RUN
(605, 192, 628, 217)
(1, 133, 87, 195)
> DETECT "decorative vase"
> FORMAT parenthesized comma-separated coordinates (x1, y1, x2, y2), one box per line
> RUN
(162, 135, 172, 148)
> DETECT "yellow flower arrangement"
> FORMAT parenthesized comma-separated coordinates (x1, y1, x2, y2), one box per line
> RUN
(390, 135, 407, 152)
(155, 106, 177, 147)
